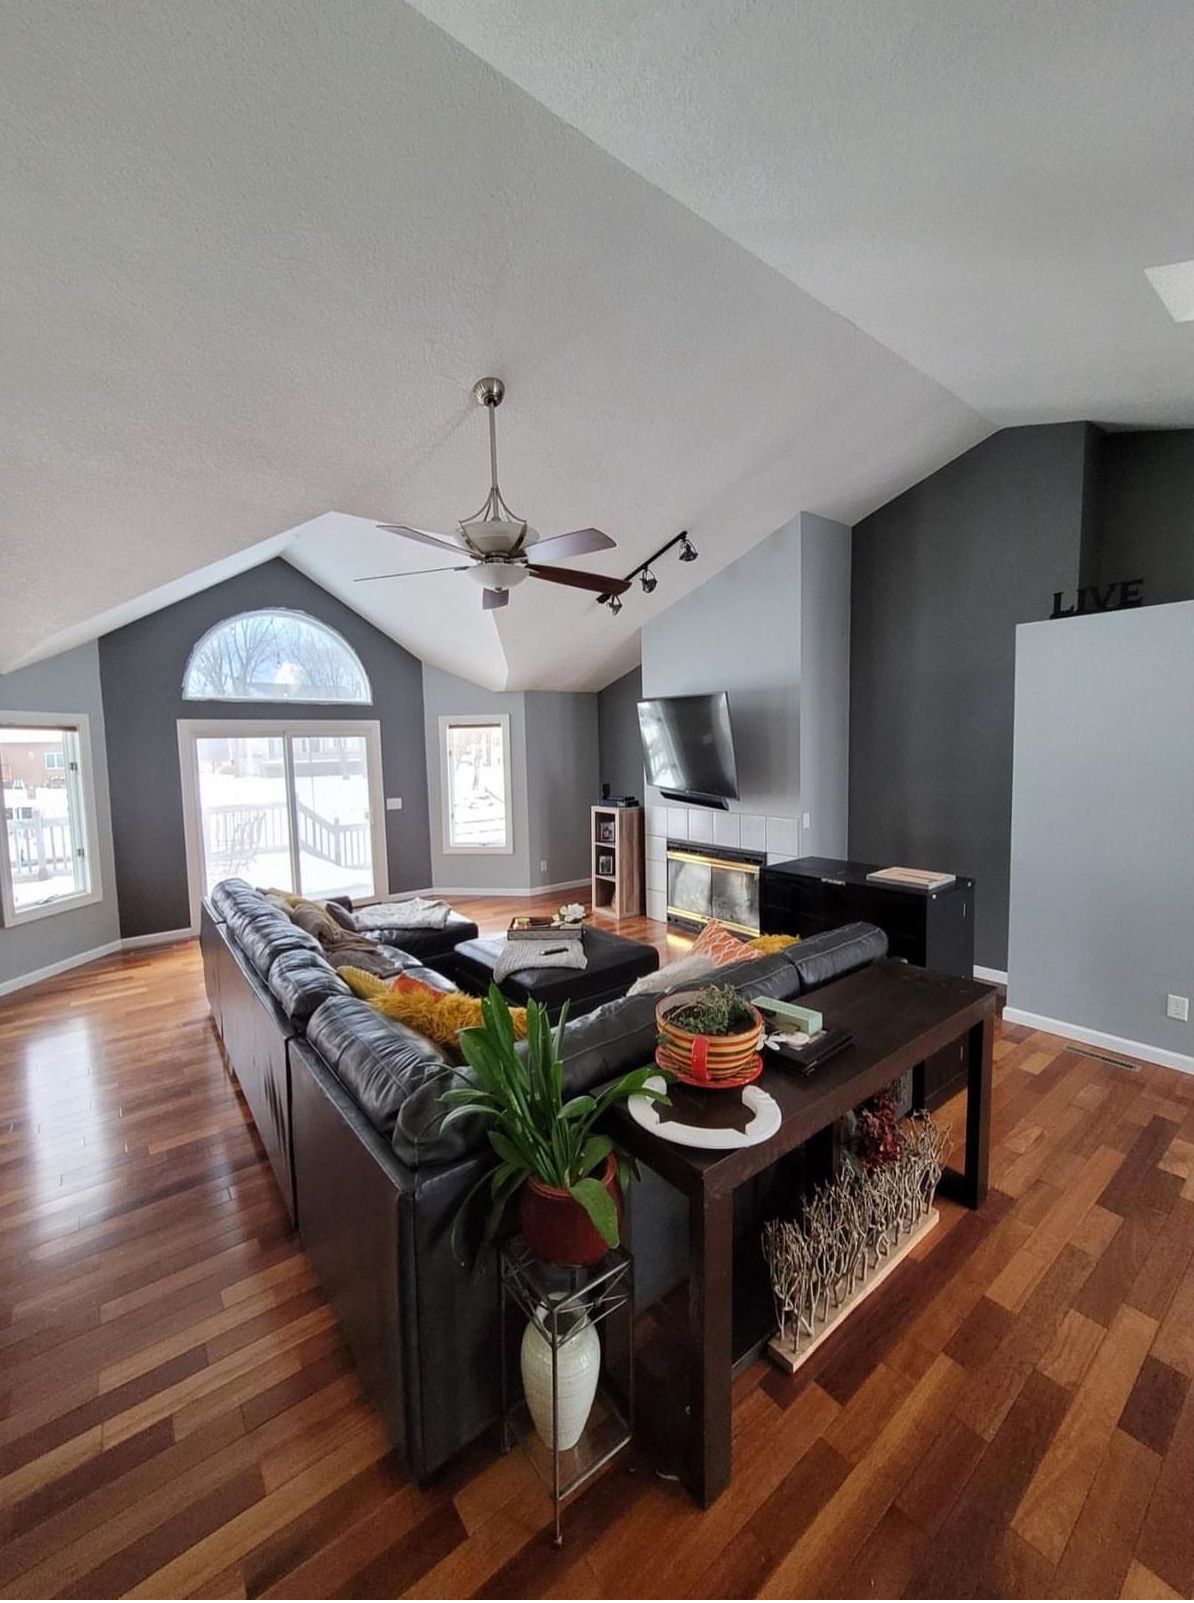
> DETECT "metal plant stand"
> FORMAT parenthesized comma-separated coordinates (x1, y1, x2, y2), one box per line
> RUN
(498, 1237, 634, 1545)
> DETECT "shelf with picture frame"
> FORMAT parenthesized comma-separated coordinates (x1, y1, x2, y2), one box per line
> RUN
(590, 804, 643, 918)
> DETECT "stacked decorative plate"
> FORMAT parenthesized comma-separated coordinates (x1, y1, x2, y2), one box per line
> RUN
(655, 990, 765, 1089)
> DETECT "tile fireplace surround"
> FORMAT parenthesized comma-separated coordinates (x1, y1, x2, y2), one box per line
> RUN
(644, 803, 801, 925)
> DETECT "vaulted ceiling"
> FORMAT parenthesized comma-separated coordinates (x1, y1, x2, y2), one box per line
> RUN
(3, 2, 1191, 689)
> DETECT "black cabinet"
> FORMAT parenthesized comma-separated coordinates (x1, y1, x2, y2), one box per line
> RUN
(760, 856, 976, 1108)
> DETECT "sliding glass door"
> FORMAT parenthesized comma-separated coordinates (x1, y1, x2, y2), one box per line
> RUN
(180, 720, 385, 921)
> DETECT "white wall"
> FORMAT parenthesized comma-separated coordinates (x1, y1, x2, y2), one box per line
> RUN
(1006, 602, 1194, 1071)
(0, 642, 121, 993)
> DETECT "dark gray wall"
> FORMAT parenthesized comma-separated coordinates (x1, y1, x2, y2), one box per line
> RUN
(525, 692, 600, 887)
(1090, 430, 1194, 605)
(849, 424, 1092, 972)
(597, 665, 643, 801)
(99, 559, 432, 938)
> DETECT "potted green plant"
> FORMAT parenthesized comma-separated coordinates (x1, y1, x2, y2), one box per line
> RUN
(441, 985, 668, 1265)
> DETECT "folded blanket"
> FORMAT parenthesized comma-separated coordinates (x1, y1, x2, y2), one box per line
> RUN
(493, 938, 588, 985)
(354, 897, 452, 932)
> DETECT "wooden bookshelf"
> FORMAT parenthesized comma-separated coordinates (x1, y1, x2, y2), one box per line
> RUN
(590, 804, 644, 919)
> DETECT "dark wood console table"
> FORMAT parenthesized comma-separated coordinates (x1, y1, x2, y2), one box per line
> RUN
(613, 959, 995, 1506)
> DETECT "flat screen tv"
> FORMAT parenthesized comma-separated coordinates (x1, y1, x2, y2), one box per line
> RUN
(637, 692, 740, 809)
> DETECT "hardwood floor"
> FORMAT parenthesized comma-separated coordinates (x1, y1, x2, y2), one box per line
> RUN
(1, 900, 1193, 1598)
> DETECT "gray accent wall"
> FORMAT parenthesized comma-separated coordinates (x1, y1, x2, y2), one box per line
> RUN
(525, 692, 600, 888)
(597, 664, 644, 802)
(1007, 603, 1194, 1063)
(642, 517, 803, 817)
(1090, 430, 1194, 606)
(99, 559, 431, 938)
(849, 423, 1092, 972)
(798, 514, 851, 857)
(0, 643, 121, 988)
(421, 667, 598, 892)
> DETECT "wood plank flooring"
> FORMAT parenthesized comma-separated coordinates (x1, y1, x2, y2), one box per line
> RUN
(1, 900, 1193, 1597)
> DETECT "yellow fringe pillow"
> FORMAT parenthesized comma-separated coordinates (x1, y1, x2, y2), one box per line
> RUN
(746, 933, 801, 954)
(338, 966, 528, 1053)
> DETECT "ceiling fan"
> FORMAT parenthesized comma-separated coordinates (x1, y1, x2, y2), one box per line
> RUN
(356, 377, 630, 611)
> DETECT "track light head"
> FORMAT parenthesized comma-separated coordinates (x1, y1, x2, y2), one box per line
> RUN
(640, 568, 658, 594)
(608, 593, 624, 616)
(678, 535, 698, 563)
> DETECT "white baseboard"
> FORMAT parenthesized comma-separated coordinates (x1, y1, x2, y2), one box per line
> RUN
(1002, 1006, 1194, 1077)
(974, 965, 1009, 986)
(429, 877, 591, 899)
(121, 927, 195, 951)
(0, 940, 123, 997)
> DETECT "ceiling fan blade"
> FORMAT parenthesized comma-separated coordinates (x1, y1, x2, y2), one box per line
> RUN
(528, 526, 616, 561)
(482, 587, 510, 610)
(525, 564, 631, 596)
(377, 523, 469, 555)
(355, 565, 472, 582)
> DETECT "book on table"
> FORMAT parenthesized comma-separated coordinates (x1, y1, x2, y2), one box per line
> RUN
(865, 866, 956, 891)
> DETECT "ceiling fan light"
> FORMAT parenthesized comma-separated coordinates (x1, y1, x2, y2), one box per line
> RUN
(640, 568, 658, 593)
(469, 559, 529, 589)
(678, 536, 698, 563)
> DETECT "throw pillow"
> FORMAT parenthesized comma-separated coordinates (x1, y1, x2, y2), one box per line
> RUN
(338, 966, 528, 1054)
(746, 933, 801, 954)
(627, 950, 720, 997)
(691, 919, 748, 967)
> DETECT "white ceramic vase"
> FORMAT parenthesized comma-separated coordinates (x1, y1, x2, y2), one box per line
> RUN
(520, 1302, 601, 1452)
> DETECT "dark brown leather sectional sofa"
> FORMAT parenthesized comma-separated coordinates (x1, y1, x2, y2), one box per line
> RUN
(201, 877, 887, 1480)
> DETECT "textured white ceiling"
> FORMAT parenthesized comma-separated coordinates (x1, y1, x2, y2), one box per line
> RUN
(0, 0, 986, 685)
(410, 0, 1194, 428)
(7, 1, 1189, 689)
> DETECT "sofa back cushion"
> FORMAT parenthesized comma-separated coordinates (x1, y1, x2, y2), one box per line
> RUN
(785, 922, 888, 991)
(268, 949, 351, 1028)
(307, 995, 452, 1140)
(237, 913, 322, 980)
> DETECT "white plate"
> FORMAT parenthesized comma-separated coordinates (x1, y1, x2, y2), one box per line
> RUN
(627, 1073, 782, 1150)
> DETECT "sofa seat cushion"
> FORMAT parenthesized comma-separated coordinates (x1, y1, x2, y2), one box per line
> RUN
(268, 949, 351, 1028)
(307, 995, 451, 1140)
(785, 922, 887, 992)
(372, 949, 459, 992)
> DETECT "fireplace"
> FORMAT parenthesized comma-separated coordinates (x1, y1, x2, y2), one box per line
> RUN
(665, 838, 765, 936)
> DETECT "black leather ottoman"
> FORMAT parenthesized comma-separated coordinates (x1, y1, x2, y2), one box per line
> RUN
(452, 926, 660, 1018)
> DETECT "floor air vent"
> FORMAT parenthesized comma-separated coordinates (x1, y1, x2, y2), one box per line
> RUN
(1065, 1043, 1140, 1072)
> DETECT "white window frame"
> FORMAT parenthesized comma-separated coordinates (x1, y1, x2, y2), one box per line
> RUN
(177, 718, 388, 931)
(0, 710, 103, 928)
(439, 713, 514, 855)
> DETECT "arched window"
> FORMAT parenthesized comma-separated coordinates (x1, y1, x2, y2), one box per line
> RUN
(183, 610, 371, 704)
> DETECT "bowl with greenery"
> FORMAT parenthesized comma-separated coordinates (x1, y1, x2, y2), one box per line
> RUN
(440, 985, 669, 1265)
(655, 983, 764, 1089)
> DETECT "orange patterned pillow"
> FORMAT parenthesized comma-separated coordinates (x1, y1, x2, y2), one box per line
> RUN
(691, 919, 747, 967)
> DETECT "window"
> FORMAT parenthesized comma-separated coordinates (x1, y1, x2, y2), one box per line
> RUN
(182, 610, 371, 704)
(439, 715, 513, 853)
(0, 715, 102, 926)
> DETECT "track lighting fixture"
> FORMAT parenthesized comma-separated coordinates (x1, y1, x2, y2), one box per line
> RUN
(596, 530, 696, 616)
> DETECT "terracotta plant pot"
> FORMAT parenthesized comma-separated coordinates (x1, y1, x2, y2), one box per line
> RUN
(518, 1155, 623, 1266)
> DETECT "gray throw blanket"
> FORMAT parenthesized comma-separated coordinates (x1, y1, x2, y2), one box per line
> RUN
(354, 897, 452, 932)
(493, 938, 588, 984)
